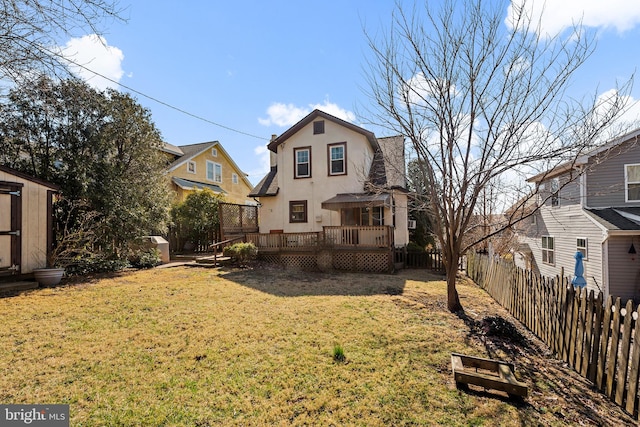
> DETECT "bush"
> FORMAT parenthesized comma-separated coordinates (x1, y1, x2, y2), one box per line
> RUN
(129, 248, 161, 269)
(64, 256, 130, 276)
(406, 242, 426, 252)
(223, 242, 257, 266)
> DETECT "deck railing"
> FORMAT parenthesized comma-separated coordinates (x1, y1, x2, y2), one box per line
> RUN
(246, 226, 392, 252)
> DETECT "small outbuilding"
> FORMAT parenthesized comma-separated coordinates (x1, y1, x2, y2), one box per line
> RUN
(0, 165, 58, 280)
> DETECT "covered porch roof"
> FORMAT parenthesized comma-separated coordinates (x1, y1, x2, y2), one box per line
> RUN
(321, 193, 391, 211)
(171, 177, 226, 194)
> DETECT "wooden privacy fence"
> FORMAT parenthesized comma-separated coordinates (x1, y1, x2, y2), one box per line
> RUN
(394, 248, 445, 271)
(467, 252, 640, 419)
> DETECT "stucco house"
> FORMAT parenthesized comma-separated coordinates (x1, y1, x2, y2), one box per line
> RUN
(514, 128, 640, 302)
(0, 165, 58, 280)
(162, 141, 254, 205)
(249, 109, 409, 247)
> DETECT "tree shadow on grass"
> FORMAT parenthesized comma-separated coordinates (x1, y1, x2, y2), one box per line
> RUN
(454, 311, 636, 426)
(217, 264, 407, 297)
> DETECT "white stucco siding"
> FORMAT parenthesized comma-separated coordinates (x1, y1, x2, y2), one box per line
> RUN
(273, 120, 375, 233)
(393, 192, 409, 246)
(518, 204, 604, 296)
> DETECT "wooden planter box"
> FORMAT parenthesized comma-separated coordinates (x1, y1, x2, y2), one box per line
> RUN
(451, 353, 528, 398)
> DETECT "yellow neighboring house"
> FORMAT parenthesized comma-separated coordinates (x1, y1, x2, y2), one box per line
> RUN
(162, 141, 255, 205)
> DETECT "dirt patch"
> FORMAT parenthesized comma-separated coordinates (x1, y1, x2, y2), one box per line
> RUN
(399, 271, 635, 426)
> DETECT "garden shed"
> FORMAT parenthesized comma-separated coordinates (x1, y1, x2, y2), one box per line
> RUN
(0, 165, 58, 280)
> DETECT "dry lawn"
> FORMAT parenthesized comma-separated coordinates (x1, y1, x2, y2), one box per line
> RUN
(0, 265, 635, 426)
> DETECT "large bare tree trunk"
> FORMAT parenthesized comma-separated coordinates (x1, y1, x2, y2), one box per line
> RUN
(363, 0, 631, 312)
(445, 258, 462, 312)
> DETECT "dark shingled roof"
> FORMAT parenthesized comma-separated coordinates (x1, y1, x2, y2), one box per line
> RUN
(585, 207, 640, 231)
(367, 149, 387, 187)
(248, 166, 278, 197)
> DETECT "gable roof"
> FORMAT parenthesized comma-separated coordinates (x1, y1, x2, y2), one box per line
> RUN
(165, 140, 253, 189)
(527, 127, 640, 183)
(267, 109, 380, 153)
(0, 164, 59, 190)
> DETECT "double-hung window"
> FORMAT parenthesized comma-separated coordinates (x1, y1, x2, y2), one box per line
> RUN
(207, 161, 222, 183)
(577, 238, 587, 259)
(289, 200, 307, 223)
(542, 236, 554, 265)
(626, 164, 640, 202)
(550, 178, 559, 207)
(328, 143, 346, 175)
(294, 147, 311, 178)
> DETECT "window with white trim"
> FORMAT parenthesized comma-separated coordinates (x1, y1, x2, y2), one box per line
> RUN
(577, 238, 587, 259)
(187, 161, 196, 174)
(211, 148, 218, 157)
(232, 173, 238, 184)
(626, 164, 640, 202)
(550, 178, 559, 207)
(328, 143, 346, 175)
(542, 236, 554, 265)
(294, 147, 311, 178)
(206, 161, 222, 183)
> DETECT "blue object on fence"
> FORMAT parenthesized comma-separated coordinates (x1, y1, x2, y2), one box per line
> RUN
(571, 251, 587, 288)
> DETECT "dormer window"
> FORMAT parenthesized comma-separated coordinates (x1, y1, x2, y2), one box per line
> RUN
(313, 120, 325, 135)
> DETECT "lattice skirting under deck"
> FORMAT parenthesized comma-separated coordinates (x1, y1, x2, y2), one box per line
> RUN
(257, 250, 392, 273)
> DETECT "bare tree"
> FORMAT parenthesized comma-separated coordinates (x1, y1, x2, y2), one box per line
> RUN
(363, 0, 633, 311)
(0, 0, 123, 83)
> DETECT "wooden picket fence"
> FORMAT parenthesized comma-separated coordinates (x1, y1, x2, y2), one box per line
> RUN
(467, 252, 640, 419)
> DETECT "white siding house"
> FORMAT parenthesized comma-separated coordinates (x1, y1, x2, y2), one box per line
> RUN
(249, 109, 409, 247)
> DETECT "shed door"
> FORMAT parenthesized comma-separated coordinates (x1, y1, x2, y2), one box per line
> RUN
(0, 182, 22, 277)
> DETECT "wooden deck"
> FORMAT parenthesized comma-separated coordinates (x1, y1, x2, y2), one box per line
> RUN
(246, 226, 393, 253)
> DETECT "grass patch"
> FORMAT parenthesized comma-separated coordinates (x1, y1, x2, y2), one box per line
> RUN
(332, 344, 346, 363)
(0, 267, 631, 425)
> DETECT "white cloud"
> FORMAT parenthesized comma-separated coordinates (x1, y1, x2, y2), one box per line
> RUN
(259, 100, 355, 127)
(254, 145, 271, 174)
(507, 0, 640, 36)
(60, 34, 125, 90)
(404, 73, 458, 105)
(258, 103, 309, 127)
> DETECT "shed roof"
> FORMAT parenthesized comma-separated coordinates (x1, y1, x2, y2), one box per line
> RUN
(247, 166, 278, 197)
(0, 165, 59, 190)
(321, 193, 391, 210)
(171, 177, 226, 194)
(585, 207, 640, 231)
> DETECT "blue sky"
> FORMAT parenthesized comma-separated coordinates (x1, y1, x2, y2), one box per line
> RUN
(59, 0, 640, 186)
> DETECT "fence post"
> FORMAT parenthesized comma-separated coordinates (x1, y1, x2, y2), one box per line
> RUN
(625, 304, 640, 415)
(605, 297, 622, 399)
